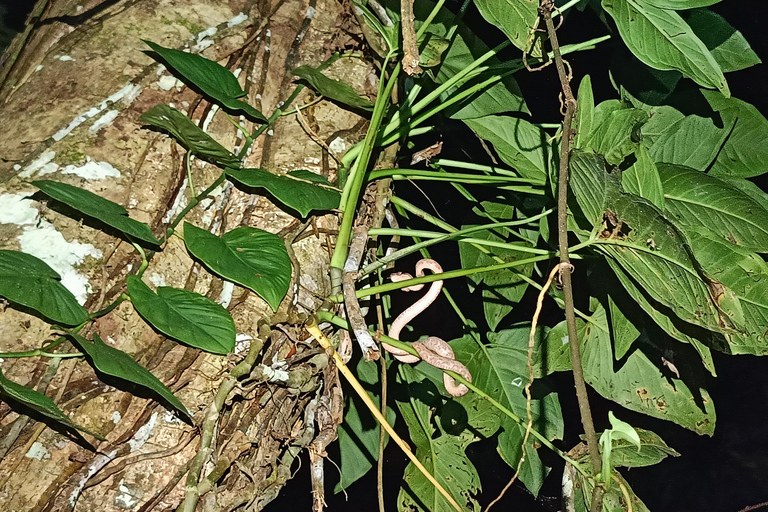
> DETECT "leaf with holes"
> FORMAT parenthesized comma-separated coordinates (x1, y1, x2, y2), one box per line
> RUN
(69, 333, 191, 419)
(32, 180, 161, 247)
(292, 65, 373, 111)
(226, 168, 340, 217)
(0, 368, 103, 439)
(183, 223, 291, 311)
(0, 250, 88, 326)
(144, 41, 266, 122)
(127, 276, 235, 354)
(602, 0, 729, 95)
(139, 104, 241, 168)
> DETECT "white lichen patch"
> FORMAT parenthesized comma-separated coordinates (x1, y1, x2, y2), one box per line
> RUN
(128, 412, 158, 452)
(0, 193, 39, 225)
(329, 137, 346, 153)
(149, 272, 166, 287)
(227, 12, 248, 27)
(19, 151, 57, 178)
(157, 74, 183, 91)
(114, 479, 143, 509)
(19, 219, 103, 304)
(234, 333, 253, 355)
(218, 280, 234, 308)
(194, 26, 218, 51)
(60, 158, 121, 180)
(89, 109, 119, 133)
(25, 442, 51, 460)
(53, 83, 142, 141)
(111, 411, 122, 424)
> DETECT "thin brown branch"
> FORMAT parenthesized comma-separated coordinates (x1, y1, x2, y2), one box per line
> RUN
(400, 0, 422, 75)
(539, 1, 604, 511)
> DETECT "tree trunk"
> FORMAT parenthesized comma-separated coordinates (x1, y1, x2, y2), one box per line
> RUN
(0, 0, 367, 510)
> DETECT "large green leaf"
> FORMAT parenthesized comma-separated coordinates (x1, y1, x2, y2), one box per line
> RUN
(139, 104, 241, 168)
(574, 75, 595, 148)
(685, 230, 768, 356)
(569, 151, 731, 334)
(602, 0, 729, 96)
(581, 107, 648, 165)
(643, 0, 721, 7)
(0, 368, 103, 439)
(127, 276, 235, 355)
(32, 180, 161, 247)
(182, 223, 291, 311)
(69, 333, 191, 419)
(647, 112, 735, 170)
(226, 168, 340, 217)
(464, 116, 549, 182)
(623, 145, 664, 209)
(639, 105, 684, 147)
(459, 202, 533, 330)
(335, 359, 395, 492)
(659, 164, 768, 253)
(397, 366, 481, 511)
(292, 65, 373, 111)
(609, 428, 679, 468)
(452, 328, 563, 495)
(0, 250, 88, 326)
(545, 304, 716, 435)
(703, 91, 768, 178)
(144, 41, 266, 122)
(683, 8, 761, 73)
(472, 0, 540, 55)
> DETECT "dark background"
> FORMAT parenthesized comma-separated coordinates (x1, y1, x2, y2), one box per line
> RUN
(2, 1, 767, 511)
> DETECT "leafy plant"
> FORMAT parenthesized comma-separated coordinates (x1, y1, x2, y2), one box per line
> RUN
(1, 1, 766, 511)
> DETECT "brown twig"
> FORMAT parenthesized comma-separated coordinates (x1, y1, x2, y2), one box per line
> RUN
(400, 0, 422, 75)
(538, 1, 604, 511)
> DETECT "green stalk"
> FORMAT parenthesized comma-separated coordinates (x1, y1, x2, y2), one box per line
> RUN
(368, 169, 540, 183)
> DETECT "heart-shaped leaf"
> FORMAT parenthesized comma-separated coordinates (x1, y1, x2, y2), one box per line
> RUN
(69, 333, 191, 419)
(144, 41, 266, 122)
(32, 181, 161, 247)
(139, 104, 241, 168)
(0, 250, 88, 326)
(127, 276, 235, 355)
(0, 368, 103, 439)
(183, 222, 291, 311)
(226, 168, 340, 217)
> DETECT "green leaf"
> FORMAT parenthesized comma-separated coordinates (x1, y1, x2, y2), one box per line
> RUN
(643, 0, 721, 7)
(613, 50, 682, 108)
(569, 460, 652, 512)
(144, 40, 266, 122)
(397, 366, 482, 511)
(0, 250, 88, 326)
(472, 0, 540, 56)
(647, 112, 735, 171)
(623, 145, 664, 209)
(127, 276, 235, 355)
(574, 75, 595, 148)
(139, 104, 241, 168)
(292, 65, 373, 111)
(31, 180, 161, 247)
(702, 91, 768, 178)
(607, 411, 641, 447)
(602, 0, 729, 96)
(581, 107, 648, 165)
(459, 202, 533, 330)
(606, 293, 640, 360)
(683, 8, 761, 73)
(335, 359, 395, 492)
(659, 164, 768, 253)
(610, 428, 680, 468)
(547, 304, 717, 434)
(639, 105, 684, 147)
(685, 230, 768, 356)
(226, 168, 340, 217)
(463, 116, 550, 182)
(182, 223, 291, 311)
(452, 328, 563, 495)
(0, 368, 103, 439)
(69, 333, 191, 419)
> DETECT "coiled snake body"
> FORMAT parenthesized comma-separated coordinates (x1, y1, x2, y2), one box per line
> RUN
(383, 259, 472, 397)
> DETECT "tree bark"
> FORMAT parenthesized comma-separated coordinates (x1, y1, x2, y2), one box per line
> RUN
(0, 0, 366, 510)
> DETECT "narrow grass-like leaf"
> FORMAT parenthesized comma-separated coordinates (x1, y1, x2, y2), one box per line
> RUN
(139, 104, 241, 168)
(574, 75, 594, 148)
(0, 368, 103, 439)
(32, 181, 161, 247)
(144, 41, 266, 122)
(127, 276, 235, 354)
(0, 250, 88, 326)
(292, 65, 373, 111)
(602, 0, 729, 95)
(659, 164, 768, 252)
(69, 333, 191, 419)
(183, 223, 291, 311)
(226, 168, 340, 217)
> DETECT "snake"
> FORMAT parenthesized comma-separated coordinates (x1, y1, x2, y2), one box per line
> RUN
(383, 259, 472, 397)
